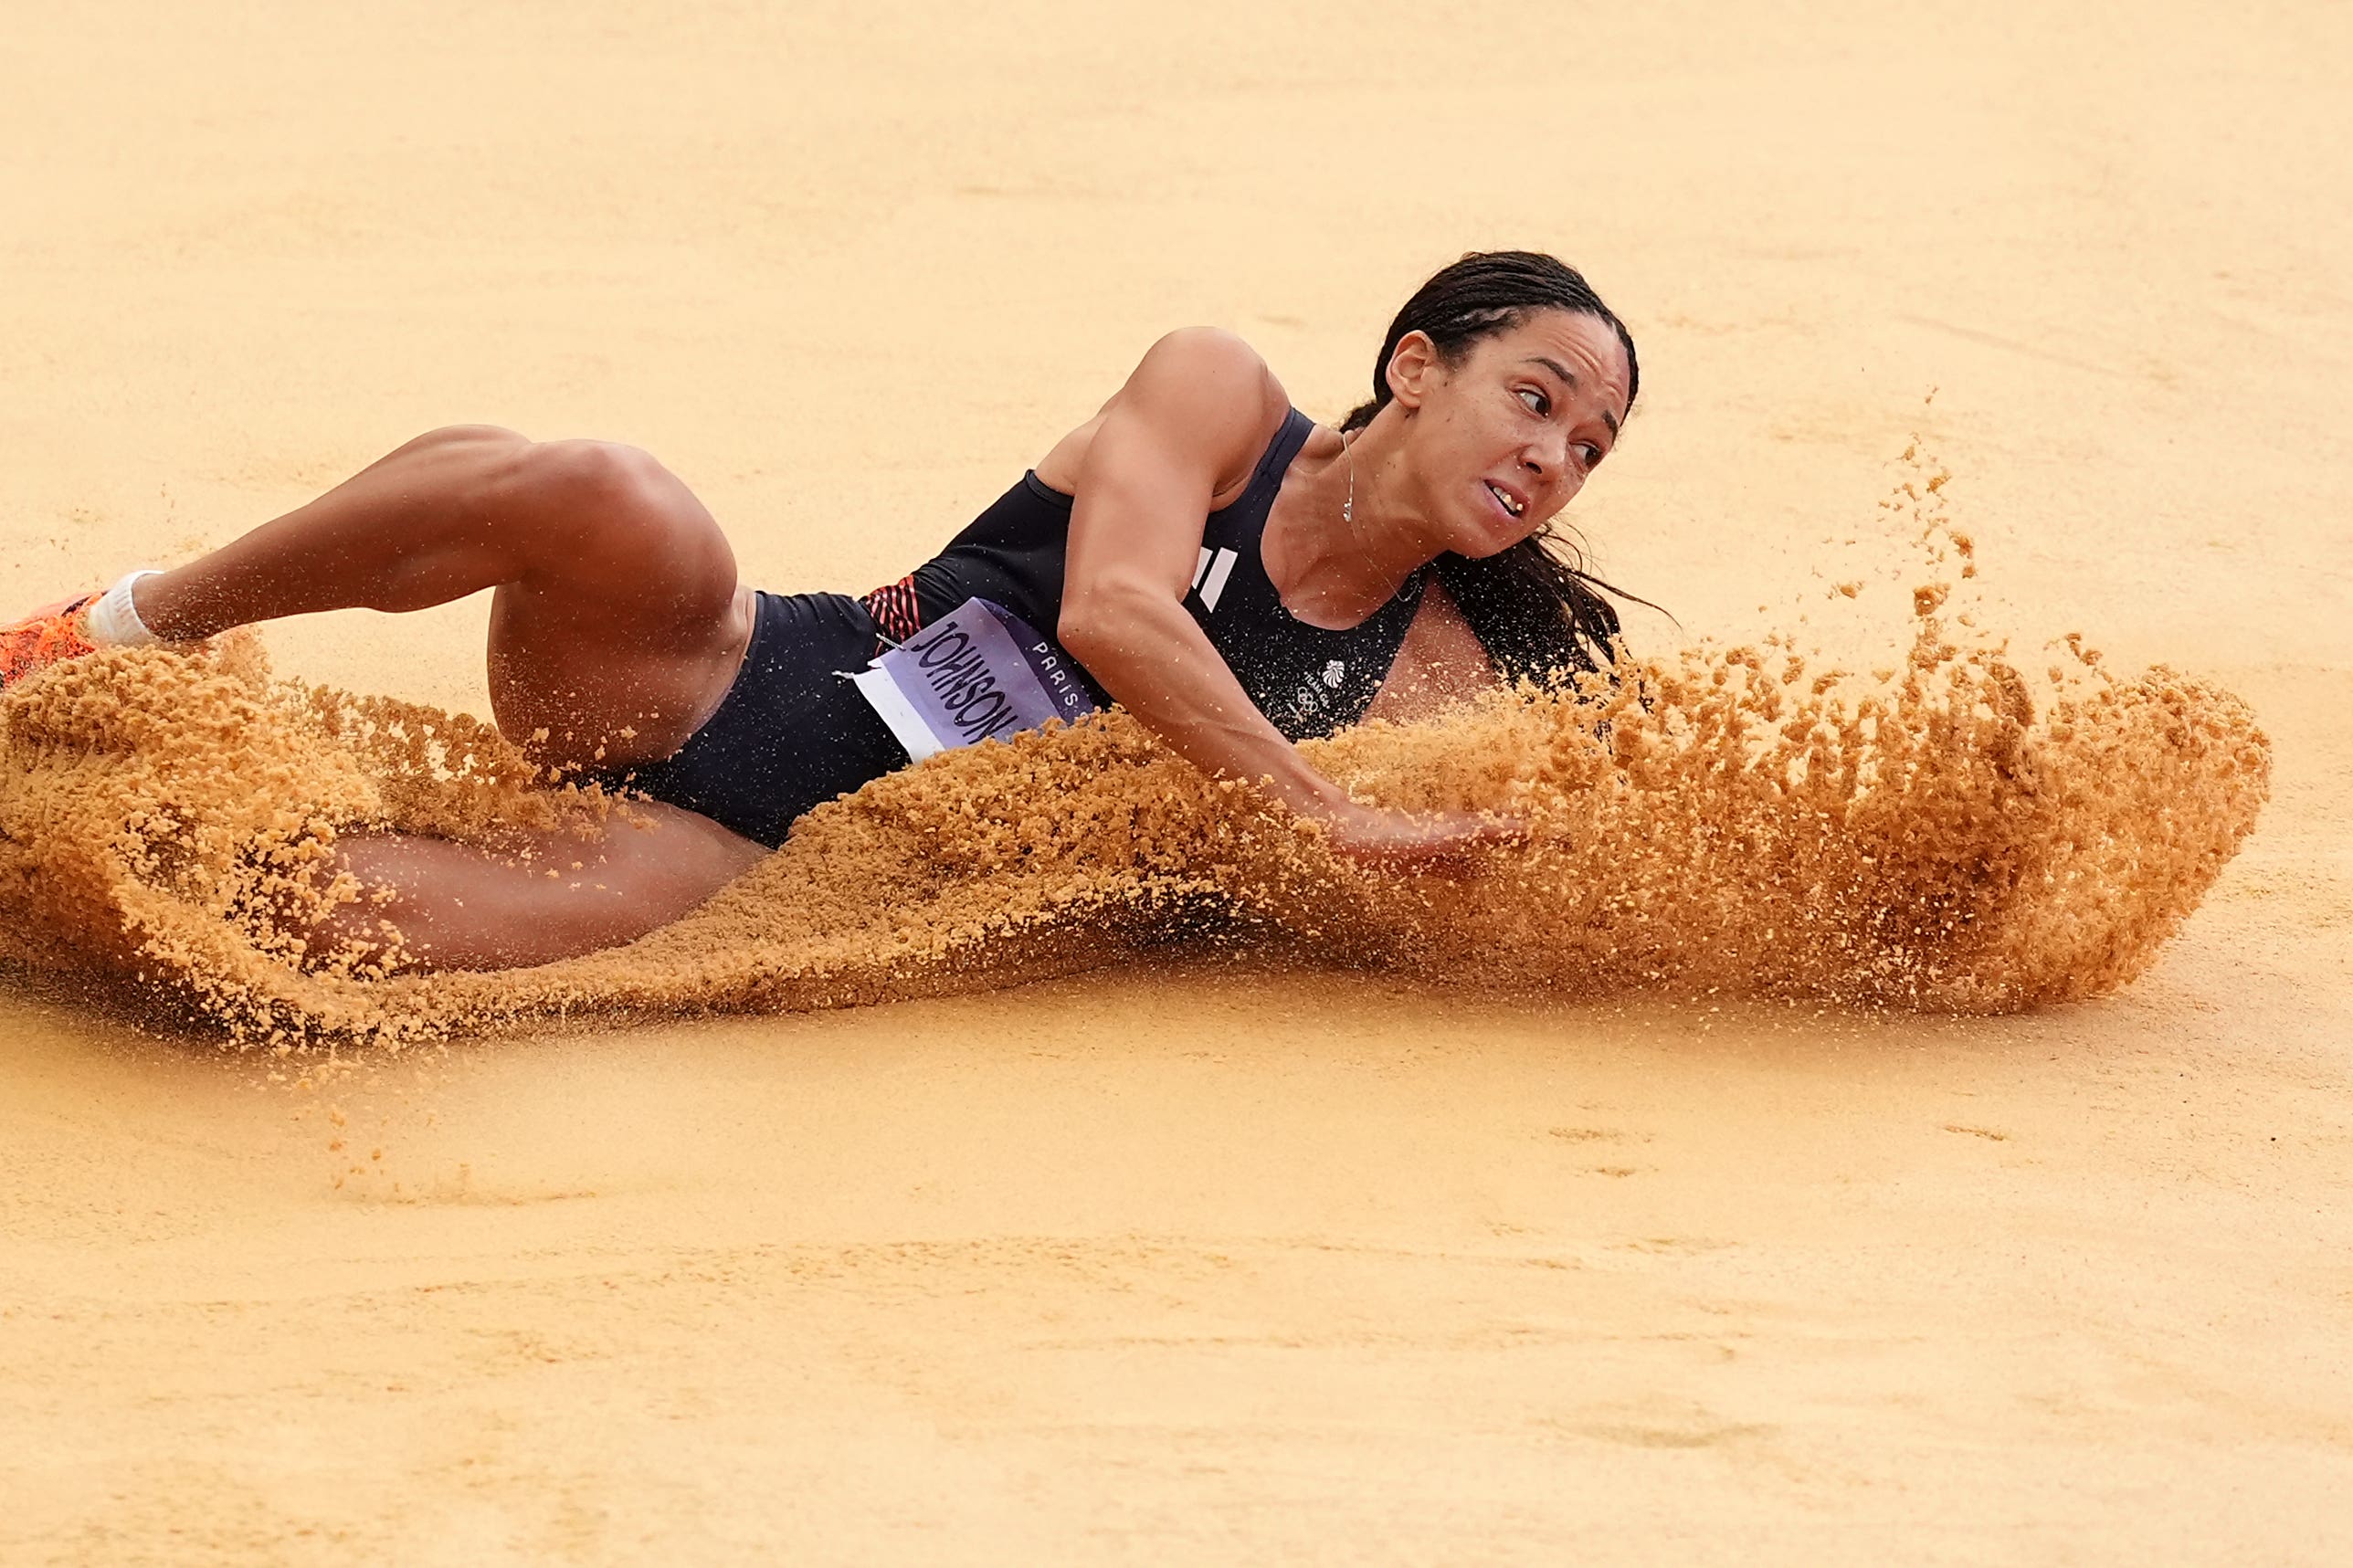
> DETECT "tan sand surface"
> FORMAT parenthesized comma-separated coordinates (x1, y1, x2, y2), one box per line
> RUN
(4, 1, 2350, 1561)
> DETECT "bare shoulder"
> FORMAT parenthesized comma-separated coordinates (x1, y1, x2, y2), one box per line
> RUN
(1035, 328, 1291, 500)
(1127, 325, 1279, 402)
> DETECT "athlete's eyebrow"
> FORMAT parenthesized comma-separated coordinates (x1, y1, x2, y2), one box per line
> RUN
(1524, 355, 1577, 388)
(1524, 356, 1620, 437)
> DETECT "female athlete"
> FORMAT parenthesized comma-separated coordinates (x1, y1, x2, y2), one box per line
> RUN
(0, 250, 1638, 970)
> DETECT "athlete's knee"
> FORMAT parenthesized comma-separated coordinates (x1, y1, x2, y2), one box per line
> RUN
(521, 438, 676, 511)
(504, 439, 731, 601)
(386, 423, 530, 468)
(428, 422, 527, 447)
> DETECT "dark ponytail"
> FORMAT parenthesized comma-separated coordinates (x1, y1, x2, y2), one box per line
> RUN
(1342, 250, 1651, 684)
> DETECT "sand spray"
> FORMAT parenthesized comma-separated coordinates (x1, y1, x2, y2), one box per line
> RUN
(0, 434, 2272, 1050)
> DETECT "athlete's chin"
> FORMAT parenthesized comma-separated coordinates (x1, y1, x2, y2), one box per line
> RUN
(1451, 517, 1534, 561)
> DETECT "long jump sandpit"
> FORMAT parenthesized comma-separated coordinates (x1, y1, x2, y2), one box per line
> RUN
(4, 4, 2348, 1563)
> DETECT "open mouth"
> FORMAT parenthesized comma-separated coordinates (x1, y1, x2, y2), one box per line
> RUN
(1483, 480, 1526, 520)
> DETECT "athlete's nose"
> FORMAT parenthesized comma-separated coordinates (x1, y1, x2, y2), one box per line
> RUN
(1523, 427, 1568, 485)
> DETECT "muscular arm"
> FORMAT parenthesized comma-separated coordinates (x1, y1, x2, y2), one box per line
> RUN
(1057, 331, 1514, 864)
(1057, 329, 1356, 818)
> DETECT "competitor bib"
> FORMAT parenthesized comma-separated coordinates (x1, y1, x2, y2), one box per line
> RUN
(849, 597, 1097, 761)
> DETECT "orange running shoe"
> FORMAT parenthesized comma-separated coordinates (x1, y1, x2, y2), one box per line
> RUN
(0, 593, 101, 690)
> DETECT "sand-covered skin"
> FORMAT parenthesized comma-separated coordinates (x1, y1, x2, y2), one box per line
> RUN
(5, 2, 2351, 1563)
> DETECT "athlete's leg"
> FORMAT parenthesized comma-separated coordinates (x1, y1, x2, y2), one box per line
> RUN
(135, 424, 753, 769)
(312, 801, 768, 972)
(122, 425, 776, 966)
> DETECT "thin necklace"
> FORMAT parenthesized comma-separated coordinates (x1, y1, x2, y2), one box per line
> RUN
(1337, 426, 1422, 609)
(1280, 426, 1370, 627)
(1338, 427, 1356, 528)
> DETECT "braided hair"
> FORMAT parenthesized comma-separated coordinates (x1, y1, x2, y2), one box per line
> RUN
(1341, 250, 1649, 682)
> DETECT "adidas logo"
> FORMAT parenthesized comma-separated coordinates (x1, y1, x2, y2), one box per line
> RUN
(1191, 546, 1239, 612)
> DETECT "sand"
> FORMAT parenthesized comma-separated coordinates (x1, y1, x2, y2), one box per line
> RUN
(4, 1, 2350, 1562)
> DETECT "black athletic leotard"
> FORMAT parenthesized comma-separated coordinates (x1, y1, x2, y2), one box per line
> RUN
(611, 406, 1424, 847)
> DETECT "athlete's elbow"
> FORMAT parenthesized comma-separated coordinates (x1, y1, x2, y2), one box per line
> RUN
(1056, 600, 1116, 664)
(1058, 582, 1164, 666)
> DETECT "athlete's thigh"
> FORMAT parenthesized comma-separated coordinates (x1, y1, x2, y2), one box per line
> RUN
(482, 439, 753, 770)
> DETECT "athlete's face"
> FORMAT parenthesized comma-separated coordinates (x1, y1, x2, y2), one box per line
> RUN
(1388, 309, 1630, 559)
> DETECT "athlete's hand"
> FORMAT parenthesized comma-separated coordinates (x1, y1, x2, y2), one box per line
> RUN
(1315, 801, 1525, 874)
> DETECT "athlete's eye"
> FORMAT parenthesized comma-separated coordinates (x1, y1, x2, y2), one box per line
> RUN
(1576, 442, 1604, 468)
(1516, 386, 1549, 416)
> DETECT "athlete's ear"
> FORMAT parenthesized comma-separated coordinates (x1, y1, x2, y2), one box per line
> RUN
(1384, 330, 1441, 414)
